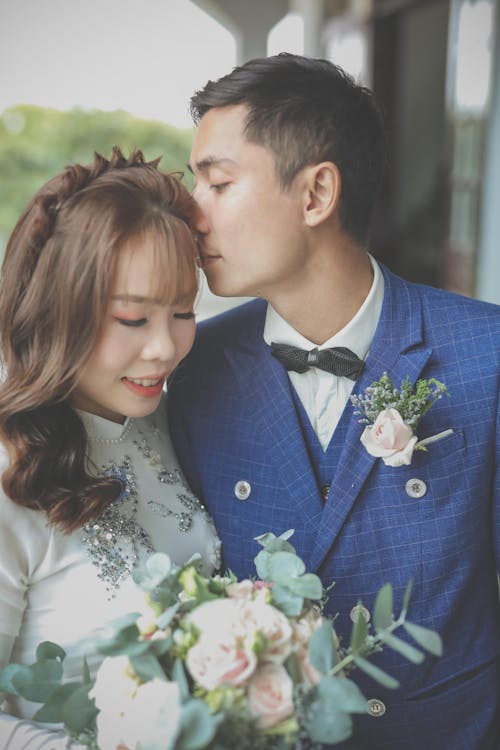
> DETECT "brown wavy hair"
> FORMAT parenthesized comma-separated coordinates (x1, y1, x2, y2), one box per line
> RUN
(0, 147, 198, 532)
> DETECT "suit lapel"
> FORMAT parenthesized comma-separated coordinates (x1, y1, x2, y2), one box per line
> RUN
(308, 267, 433, 571)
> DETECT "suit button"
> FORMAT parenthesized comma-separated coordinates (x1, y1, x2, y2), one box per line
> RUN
(367, 698, 386, 717)
(234, 480, 251, 500)
(350, 604, 371, 623)
(405, 478, 427, 498)
(321, 484, 330, 501)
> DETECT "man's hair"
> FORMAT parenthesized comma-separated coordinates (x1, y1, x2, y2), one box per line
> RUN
(191, 53, 387, 243)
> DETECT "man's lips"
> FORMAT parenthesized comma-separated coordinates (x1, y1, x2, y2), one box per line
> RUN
(121, 376, 165, 397)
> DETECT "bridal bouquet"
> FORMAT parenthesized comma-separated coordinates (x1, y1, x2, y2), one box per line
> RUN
(0, 531, 442, 749)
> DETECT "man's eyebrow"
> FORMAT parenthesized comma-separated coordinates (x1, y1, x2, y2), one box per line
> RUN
(188, 156, 236, 173)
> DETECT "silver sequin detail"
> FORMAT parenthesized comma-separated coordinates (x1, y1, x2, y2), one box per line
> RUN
(81, 456, 154, 597)
(133, 429, 213, 534)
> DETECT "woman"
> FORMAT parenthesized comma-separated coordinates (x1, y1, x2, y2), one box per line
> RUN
(0, 148, 220, 749)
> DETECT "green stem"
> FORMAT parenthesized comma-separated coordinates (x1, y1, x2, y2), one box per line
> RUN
(330, 614, 406, 677)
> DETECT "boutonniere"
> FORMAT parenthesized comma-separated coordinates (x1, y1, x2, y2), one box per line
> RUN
(350, 372, 452, 467)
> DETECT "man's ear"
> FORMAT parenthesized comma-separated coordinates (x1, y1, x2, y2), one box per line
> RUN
(302, 162, 341, 227)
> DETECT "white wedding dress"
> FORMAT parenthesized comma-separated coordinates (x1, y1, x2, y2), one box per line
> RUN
(0, 396, 221, 749)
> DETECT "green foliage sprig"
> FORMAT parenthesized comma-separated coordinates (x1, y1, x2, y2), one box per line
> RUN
(351, 372, 448, 428)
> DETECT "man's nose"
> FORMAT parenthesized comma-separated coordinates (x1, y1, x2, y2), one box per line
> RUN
(191, 198, 210, 235)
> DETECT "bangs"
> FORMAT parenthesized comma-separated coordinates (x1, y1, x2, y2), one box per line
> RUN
(138, 215, 199, 304)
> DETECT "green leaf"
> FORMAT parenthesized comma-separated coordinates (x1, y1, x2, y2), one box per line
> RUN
(0, 663, 26, 694)
(305, 693, 353, 744)
(60, 684, 98, 734)
(144, 552, 175, 584)
(82, 656, 91, 685)
(267, 551, 306, 584)
(156, 602, 180, 630)
(172, 658, 190, 701)
(286, 572, 323, 600)
(97, 623, 149, 657)
(254, 529, 295, 550)
(308, 621, 339, 674)
(270, 583, 303, 616)
(352, 655, 400, 689)
(349, 605, 369, 652)
(35, 642, 66, 663)
(404, 621, 443, 656)
(401, 579, 413, 618)
(33, 682, 81, 723)
(254, 549, 272, 580)
(373, 583, 394, 631)
(379, 632, 424, 664)
(317, 675, 368, 713)
(129, 651, 166, 682)
(176, 698, 218, 750)
(12, 659, 63, 702)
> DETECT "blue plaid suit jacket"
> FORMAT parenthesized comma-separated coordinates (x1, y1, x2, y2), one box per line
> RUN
(169, 265, 500, 749)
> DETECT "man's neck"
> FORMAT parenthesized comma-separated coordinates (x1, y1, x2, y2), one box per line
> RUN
(267, 243, 374, 346)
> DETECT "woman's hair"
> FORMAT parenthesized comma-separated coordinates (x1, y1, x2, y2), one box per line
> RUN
(0, 147, 198, 532)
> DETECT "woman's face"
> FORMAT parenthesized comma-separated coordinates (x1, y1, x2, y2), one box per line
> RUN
(72, 237, 196, 423)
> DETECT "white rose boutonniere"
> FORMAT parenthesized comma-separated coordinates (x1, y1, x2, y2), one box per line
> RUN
(351, 372, 453, 467)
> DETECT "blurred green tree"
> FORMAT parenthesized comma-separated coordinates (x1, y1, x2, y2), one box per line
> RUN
(0, 105, 194, 252)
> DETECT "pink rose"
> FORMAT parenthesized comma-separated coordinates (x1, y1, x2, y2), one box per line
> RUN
(242, 600, 293, 663)
(248, 663, 295, 728)
(186, 636, 257, 690)
(360, 408, 418, 466)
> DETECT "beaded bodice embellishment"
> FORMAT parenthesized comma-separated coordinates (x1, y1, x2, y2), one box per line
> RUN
(81, 456, 154, 597)
(81, 418, 221, 598)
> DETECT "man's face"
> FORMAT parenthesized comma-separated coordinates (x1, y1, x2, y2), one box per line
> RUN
(190, 104, 308, 301)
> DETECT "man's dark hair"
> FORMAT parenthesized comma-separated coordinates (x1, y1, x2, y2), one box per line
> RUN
(191, 53, 387, 243)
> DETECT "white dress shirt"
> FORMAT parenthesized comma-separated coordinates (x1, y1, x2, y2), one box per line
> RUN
(264, 255, 384, 451)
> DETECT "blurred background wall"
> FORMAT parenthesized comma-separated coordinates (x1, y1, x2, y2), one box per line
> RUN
(1, 0, 498, 318)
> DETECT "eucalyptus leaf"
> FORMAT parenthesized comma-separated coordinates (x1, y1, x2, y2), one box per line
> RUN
(305, 694, 353, 744)
(353, 655, 400, 689)
(267, 551, 305, 584)
(12, 659, 63, 702)
(373, 583, 394, 631)
(176, 698, 218, 750)
(35, 642, 66, 663)
(286, 572, 323, 600)
(401, 578, 414, 618)
(317, 675, 368, 713)
(380, 632, 424, 664)
(130, 651, 166, 682)
(349, 606, 369, 652)
(33, 682, 81, 723)
(60, 684, 98, 734)
(254, 549, 272, 580)
(157, 602, 181, 630)
(0, 663, 26, 694)
(403, 621, 443, 656)
(172, 658, 190, 701)
(270, 583, 303, 616)
(82, 656, 91, 685)
(308, 621, 339, 674)
(97, 623, 149, 657)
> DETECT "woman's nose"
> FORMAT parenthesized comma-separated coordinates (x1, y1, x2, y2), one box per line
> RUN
(142, 325, 176, 363)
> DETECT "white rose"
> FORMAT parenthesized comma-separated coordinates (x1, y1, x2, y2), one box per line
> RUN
(242, 600, 293, 664)
(119, 679, 181, 750)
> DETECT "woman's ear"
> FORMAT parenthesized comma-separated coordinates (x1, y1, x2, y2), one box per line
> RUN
(302, 162, 341, 227)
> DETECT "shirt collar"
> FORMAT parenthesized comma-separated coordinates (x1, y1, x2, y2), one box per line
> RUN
(263, 254, 384, 360)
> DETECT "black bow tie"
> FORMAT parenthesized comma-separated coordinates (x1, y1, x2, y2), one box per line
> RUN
(270, 342, 364, 380)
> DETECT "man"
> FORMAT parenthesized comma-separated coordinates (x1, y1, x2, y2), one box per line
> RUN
(169, 53, 500, 748)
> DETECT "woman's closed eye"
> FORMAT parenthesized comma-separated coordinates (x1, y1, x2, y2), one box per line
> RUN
(174, 311, 195, 320)
(116, 317, 148, 327)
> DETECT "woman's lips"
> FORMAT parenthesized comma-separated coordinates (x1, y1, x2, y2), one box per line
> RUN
(121, 376, 165, 397)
